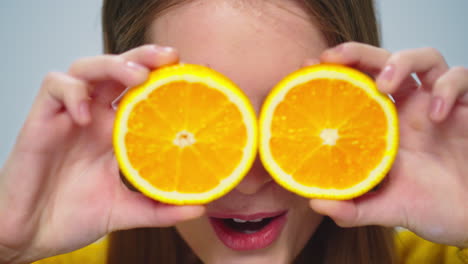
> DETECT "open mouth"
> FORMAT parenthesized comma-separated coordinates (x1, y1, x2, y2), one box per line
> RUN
(223, 217, 274, 234)
(208, 211, 287, 251)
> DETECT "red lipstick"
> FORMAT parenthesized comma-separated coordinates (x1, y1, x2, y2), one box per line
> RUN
(208, 211, 287, 251)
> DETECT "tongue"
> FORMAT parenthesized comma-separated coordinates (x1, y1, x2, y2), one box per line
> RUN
(224, 218, 273, 233)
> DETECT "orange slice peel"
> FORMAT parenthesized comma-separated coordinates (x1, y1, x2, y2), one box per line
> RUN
(113, 64, 257, 205)
(259, 64, 398, 200)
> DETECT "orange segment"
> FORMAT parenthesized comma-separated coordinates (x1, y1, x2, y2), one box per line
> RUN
(113, 64, 257, 205)
(259, 64, 398, 199)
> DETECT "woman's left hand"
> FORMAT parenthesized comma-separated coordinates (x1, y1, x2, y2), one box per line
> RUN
(309, 42, 468, 248)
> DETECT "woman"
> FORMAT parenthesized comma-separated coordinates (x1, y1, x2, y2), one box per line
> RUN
(0, 0, 467, 263)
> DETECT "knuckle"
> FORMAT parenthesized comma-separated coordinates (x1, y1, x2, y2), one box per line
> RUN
(450, 66, 468, 76)
(435, 77, 456, 92)
(103, 55, 130, 74)
(422, 47, 444, 61)
(106, 54, 126, 66)
(68, 57, 92, 74)
(42, 71, 65, 87)
(339, 41, 360, 53)
(436, 66, 468, 90)
(341, 41, 388, 55)
(341, 41, 357, 49)
(69, 55, 126, 75)
(140, 44, 157, 52)
(120, 44, 156, 61)
(388, 51, 407, 65)
(42, 72, 85, 96)
(434, 76, 451, 91)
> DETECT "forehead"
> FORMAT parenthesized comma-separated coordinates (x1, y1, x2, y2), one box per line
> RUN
(147, 0, 327, 110)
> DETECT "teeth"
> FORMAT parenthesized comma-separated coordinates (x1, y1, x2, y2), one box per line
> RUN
(232, 218, 247, 223)
(231, 218, 264, 223)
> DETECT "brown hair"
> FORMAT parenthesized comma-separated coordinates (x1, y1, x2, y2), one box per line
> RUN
(103, 0, 395, 263)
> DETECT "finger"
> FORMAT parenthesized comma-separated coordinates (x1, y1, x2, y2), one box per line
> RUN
(68, 55, 150, 88)
(309, 182, 405, 228)
(430, 66, 468, 121)
(320, 42, 391, 76)
(69, 45, 179, 86)
(35, 72, 91, 125)
(320, 42, 419, 101)
(302, 58, 320, 67)
(119, 44, 179, 69)
(309, 196, 401, 228)
(110, 190, 205, 231)
(376, 47, 449, 94)
(70, 45, 179, 107)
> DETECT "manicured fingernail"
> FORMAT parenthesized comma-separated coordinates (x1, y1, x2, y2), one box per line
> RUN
(378, 65, 395, 91)
(430, 96, 444, 120)
(331, 44, 344, 53)
(126, 61, 146, 72)
(155, 45, 175, 54)
(380, 65, 395, 81)
(324, 45, 343, 57)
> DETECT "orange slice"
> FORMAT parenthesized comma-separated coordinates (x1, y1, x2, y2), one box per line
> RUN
(113, 64, 257, 205)
(259, 64, 398, 200)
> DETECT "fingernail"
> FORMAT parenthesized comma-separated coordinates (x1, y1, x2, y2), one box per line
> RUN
(330, 44, 344, 53)
(430, 96, 445, 120)
(378, 65, 395, 91)
(380, 65, 395, 81)
(324, 45, 343, 57)
(126, 61, 146, 72)
(154, 45, 175, 54)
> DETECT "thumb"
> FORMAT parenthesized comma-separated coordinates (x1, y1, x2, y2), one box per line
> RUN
(110, 190, 205, 231)
(309, 192, 403, 228)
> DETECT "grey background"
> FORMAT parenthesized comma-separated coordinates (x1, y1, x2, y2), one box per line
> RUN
(1, 0, 467, 163)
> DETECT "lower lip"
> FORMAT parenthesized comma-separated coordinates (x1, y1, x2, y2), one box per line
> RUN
(209, 212, 287, 251)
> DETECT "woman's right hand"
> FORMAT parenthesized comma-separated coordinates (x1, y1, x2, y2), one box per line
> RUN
(0, 45, 205, 264)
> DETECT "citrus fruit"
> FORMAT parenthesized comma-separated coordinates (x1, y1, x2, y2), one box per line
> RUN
(113, 64, 257, 205)
(259, 64, 398, 200)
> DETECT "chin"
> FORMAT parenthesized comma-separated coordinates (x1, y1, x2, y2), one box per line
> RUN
(176, 203, 323, 264)
(200, 248, 293, 264)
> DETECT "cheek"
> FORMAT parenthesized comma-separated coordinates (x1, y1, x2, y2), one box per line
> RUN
(175, 217, 207, 248)
(175, 216, 222, 261)
(297, 209, 324, 242)
(285, 198, 324, 255)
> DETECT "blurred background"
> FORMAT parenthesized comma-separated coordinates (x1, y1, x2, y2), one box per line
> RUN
(1, 0, 467, 163)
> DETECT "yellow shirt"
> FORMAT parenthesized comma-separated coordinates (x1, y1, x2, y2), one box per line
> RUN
(33, 231, 468, 264)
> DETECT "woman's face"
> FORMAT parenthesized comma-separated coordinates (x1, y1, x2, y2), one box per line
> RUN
(148, 0, 328, 262)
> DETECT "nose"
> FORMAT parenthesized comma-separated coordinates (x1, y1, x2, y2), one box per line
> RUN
(235, 156, 273, 195)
